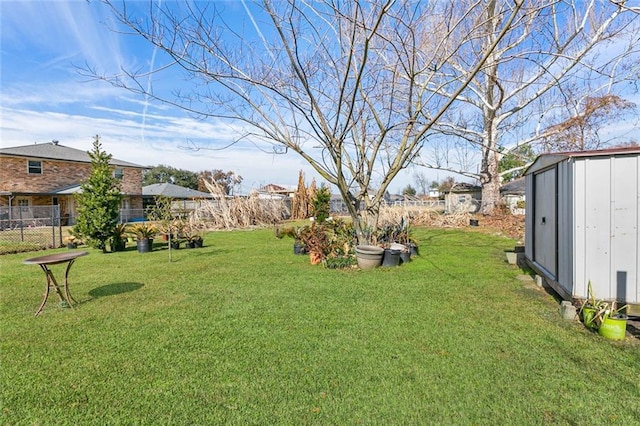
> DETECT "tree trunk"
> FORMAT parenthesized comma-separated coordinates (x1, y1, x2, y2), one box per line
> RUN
(479, 0, 501, 216)
(479, 150, 501, 215)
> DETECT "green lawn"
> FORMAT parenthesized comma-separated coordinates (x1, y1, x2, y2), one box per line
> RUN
(1, 228, 638, 424)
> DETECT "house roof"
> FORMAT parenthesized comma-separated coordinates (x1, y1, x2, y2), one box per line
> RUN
(500, 177, 525, 195)
(448, 182, 481, 193)
(260, 183, 296, 193)
(525, 146, 640, 175)
(0, 141, 146, 168)
(142, 183, 213, 199)
(54, 184, 83, 195)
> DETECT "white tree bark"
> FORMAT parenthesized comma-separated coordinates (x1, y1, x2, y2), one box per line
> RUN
(417, 0, 640, 214)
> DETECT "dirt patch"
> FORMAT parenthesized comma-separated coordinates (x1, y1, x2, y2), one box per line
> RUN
(407, 206, 526, 243)
(472, 210, 526, 242)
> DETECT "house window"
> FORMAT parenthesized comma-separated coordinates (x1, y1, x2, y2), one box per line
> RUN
(28, 160, 42, 174)
(114, 168, 124, 180)
(17, 198, 30, 207)
(458, 195, 467, 203)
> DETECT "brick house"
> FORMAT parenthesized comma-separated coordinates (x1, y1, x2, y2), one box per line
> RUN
(0, 141, 147, 224)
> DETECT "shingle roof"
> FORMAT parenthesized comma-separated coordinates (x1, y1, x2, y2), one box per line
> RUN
(0, 142, 146, 168)
(500, 177, 525, 195)
(143, 183, 213, 199)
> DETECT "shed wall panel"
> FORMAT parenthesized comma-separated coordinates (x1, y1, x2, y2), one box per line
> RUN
(582, 158, 614, 298)
(609, 156, 639, 303)
(574, 159, 587, 296)
(556, 160, 573, 295)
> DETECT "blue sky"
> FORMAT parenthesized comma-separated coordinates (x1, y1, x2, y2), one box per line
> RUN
(4, 1, 636, 195)
(1, 0, 437, 193)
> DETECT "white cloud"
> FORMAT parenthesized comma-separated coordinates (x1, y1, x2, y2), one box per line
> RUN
(0, 0, 423, 195)
(0, 106, 330, 192)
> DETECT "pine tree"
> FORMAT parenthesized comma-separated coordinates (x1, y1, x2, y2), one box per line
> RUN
(74, 135, 122, 252)
(311, 184, 331, 223)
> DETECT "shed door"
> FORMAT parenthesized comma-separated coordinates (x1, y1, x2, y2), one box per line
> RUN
(534, 168, 557, 278)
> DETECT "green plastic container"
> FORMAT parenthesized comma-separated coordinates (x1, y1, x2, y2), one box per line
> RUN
(598, 316, 627, 340)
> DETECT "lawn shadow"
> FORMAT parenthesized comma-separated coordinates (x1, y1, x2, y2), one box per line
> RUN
(626, 317, 640, 340)
(89, 282, 144, 298)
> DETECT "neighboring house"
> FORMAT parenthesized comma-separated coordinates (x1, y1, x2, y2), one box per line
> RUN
(0, 141, 146, 225)
(141, 183, 214, 218)
(500, 177, 526, 215)
(258, 183, 297, 198)
(384, 193, 405, 205)
(444, 182, 482, 213)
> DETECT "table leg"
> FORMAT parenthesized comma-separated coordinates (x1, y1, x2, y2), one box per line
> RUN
(63, 259, 77, 304)
(35, 265, 52, 316)
(35, 263, 75, 316)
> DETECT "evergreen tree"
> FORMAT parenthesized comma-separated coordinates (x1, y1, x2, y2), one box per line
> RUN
(144, 164, 199, 189)
(311, 185, 331, 223)
(74, 135, 122, 252)
(498, 145, 536, 182)
(402, 184, 417, 196)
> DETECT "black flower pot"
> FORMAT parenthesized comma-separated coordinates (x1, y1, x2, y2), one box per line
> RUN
(137, 238, 153, 253)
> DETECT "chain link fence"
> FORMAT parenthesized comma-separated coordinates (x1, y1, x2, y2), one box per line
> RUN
(0, 206, 63, 251)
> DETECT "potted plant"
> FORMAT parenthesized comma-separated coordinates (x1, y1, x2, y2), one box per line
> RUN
(355, 244, 384, 269)
(181, 225, 197, 248)
(128, 223, 157, 253)
(108, 224, 128, 252)
(170, 237, 181, 250)
(64, 235, 77, 249)
(192, 234, 204, 248)
(579, 281, 608, 330)
(280, 226, 306, 254)
(598, 301, 629, 341)
(299, 223, 330, 265)
(166, 219, 185, 249)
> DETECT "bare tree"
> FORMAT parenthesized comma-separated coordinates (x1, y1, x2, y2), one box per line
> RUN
(91, 0, 523, 242)
(416, 0, 640, 214)
(539, 94, 636, 151)
(413, 172, 429, 196)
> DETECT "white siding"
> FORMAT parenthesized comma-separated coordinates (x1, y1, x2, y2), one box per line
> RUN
(574, 155, 639, 302)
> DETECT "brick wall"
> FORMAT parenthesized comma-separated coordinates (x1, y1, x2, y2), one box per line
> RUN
(0, 156, 142, 195)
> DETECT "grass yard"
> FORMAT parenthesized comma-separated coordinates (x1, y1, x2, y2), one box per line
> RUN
(1, 227, 638, 424)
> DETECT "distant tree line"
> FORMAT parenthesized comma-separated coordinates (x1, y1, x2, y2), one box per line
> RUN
(143, 165, 242, 195)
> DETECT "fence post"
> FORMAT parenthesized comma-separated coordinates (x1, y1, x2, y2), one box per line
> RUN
(52, 205, 56, 247)
(19, 206, 24, 242)
(57, 205, 63, 247)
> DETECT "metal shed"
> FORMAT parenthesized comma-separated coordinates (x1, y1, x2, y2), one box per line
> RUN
(524, 147, 640, 307)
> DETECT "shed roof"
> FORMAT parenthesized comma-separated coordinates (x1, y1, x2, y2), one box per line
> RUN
(525, 146, 640, 175)
(143, 183, 213, 199)
(0, 142, 146, 168)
